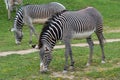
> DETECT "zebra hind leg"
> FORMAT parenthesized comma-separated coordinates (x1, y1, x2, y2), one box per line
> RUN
(86, 36, 94, 66)
(96, 32, 105, 64)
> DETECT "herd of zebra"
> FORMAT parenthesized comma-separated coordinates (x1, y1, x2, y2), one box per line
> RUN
(5, 1, 105, 73)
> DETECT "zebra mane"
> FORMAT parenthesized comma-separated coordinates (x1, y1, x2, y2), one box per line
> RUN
(38, 10, 68, 49)
(47, 9, 68, 22)
(16, 4, 29, 12)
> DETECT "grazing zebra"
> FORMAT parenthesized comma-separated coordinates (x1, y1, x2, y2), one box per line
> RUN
(4, 0, 23, 19)
(34, 7, 105, 73)
(11, 2, 66, 45)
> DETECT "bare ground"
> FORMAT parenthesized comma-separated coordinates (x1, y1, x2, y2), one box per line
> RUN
(106, 29, 120, 33)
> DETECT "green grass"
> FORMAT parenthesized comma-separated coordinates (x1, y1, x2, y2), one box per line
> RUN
(0, 0, 120, 51)
(0, 42, 120, 80)
(0, 0, 120, 79)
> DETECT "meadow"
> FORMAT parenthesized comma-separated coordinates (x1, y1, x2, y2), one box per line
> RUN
(0, 0, 120, 80)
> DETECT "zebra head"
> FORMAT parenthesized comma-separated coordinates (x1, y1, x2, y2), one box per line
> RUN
(11, 28, 23, 45)
(39, 44, 52, 73)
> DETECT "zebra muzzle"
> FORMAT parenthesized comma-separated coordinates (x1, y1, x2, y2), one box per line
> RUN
(40, 62, 48, 73)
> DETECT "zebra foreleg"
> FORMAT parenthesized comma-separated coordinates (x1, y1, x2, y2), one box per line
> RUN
(63, 40, 74, 73)
(63, 46, 69, 73)
(69, 47, 75, 71)
(86, 37, 94, 66)
(63, 54, 69, 73)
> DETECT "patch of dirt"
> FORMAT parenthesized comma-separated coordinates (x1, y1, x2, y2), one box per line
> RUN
(51, 72, 75, 80)
(0, 38, 120, 56)
(106, 29, 120, 33)
(83, 62, 120, 73)
(0, 49, 39, 56)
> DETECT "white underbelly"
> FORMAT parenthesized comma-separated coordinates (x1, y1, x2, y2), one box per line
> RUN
(32, 18, 48, 24)
(72, 30, 95, 39)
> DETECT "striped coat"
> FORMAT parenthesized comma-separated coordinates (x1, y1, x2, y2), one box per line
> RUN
(37, 7, 105, 73)
(11, 2, 66, 44)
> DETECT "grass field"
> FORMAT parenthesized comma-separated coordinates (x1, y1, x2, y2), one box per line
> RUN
(0, 42, 120, 80)
(0, 0, 120, 51)
(0, 0, 120, 80)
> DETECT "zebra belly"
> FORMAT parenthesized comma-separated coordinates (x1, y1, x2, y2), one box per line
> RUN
(33, 18, 48, 24)
(72, 30, 95, 39)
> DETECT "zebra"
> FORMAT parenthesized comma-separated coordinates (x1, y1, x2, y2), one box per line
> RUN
(4, 0, 23, 20)
(10, 2, 66, 45)
(34, 7, 105, 73)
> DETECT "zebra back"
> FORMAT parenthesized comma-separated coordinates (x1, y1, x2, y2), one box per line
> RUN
(37, 7, 105, 73)
(84, 7, 103, 33)
(23, 2, 66, 19)
(38, 7, 103, 49)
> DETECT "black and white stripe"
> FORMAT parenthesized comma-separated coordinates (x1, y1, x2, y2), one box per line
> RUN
(14, 7, 24, 30)
(39, 10, 67, 48)
(39, 7, 104, 48)
(11, 2, 66, 44)
(38, 7, 105, 72)
(24, 3, 65, 19)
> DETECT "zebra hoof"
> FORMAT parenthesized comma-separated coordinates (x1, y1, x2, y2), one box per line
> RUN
(40, 69, 48, 73)
(101, 61, 106, 64)
(16, 42, 21, 45)
(62, 70, 67, 74)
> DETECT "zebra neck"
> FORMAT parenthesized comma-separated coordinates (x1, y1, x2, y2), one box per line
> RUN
(42, 39, 56, 49)
(14, 8, 24, 30)
(14, 20, 24, 30)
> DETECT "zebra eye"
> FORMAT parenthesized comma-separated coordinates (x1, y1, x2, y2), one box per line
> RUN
(44, 55, 47, 58)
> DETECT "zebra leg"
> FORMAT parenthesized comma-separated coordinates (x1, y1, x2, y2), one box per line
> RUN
(29, 29, 33, 44)
(86, 36, 94, 66)
(8, 9, 11, 20)
(29, 25, 38, 44)
(63, 40, 74, 73)
(5, 0, 11, 20)
(69, 47, 75, 71)
(96, 32, 105, 63)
